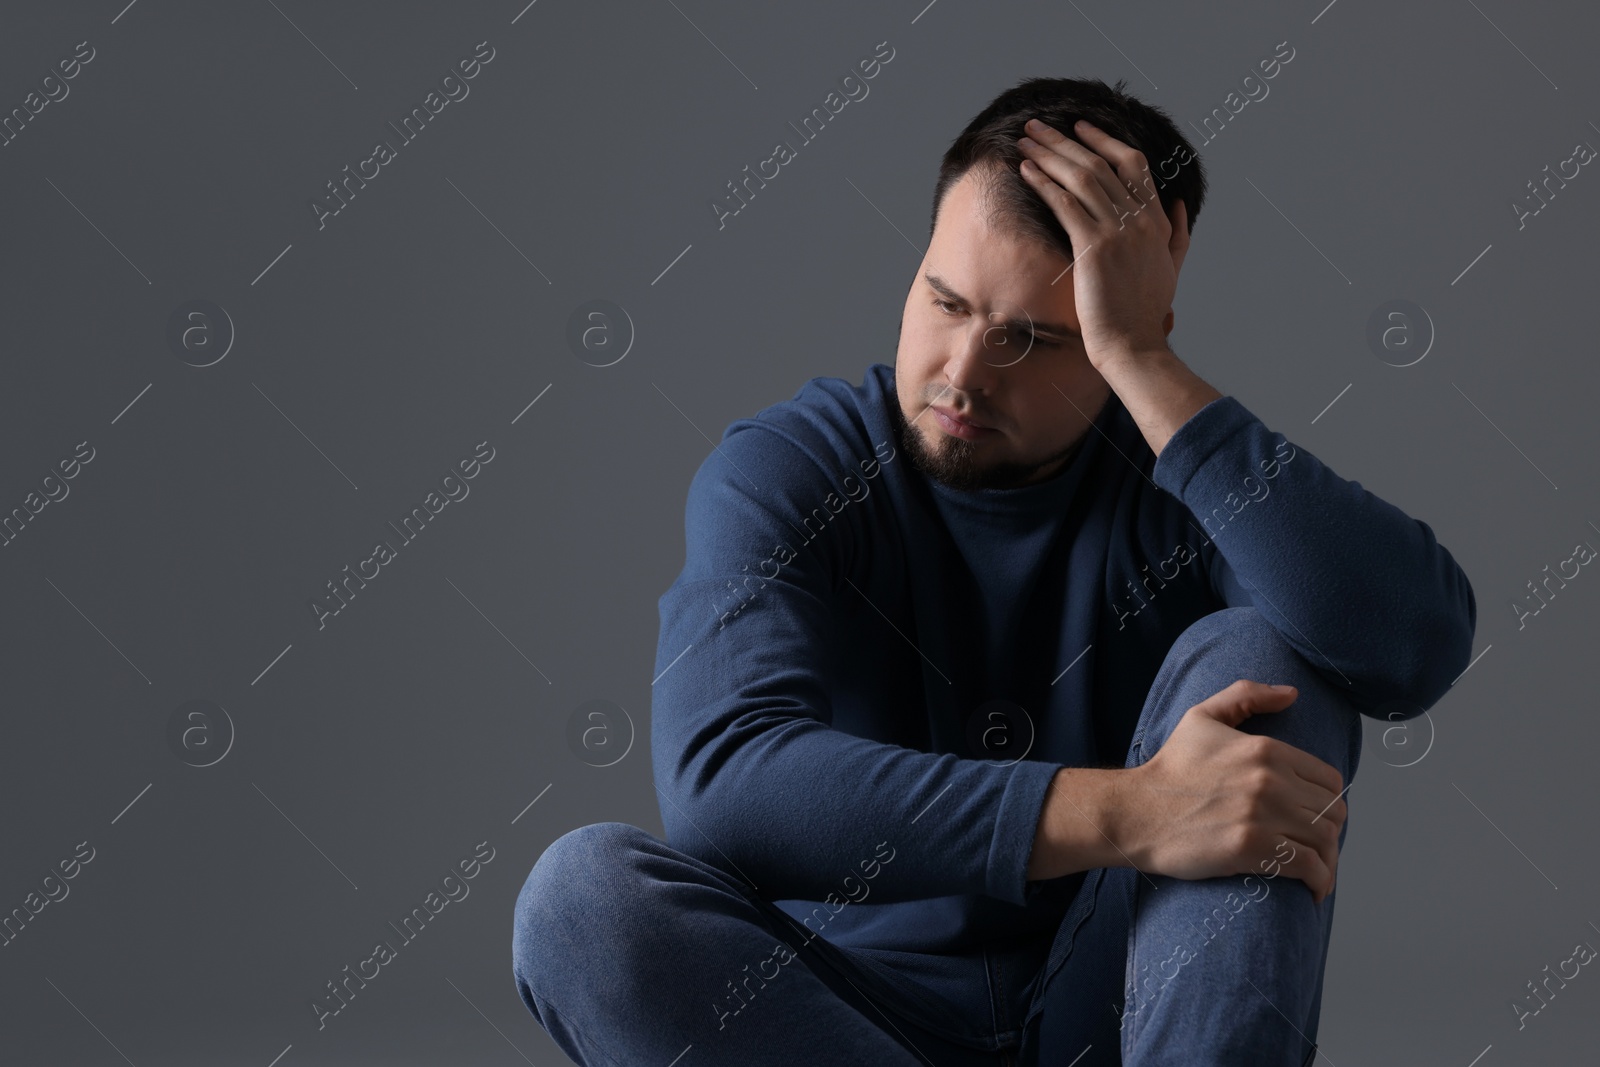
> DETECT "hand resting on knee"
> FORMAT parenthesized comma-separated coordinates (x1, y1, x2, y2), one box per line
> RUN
(1028, 679, 1347, 902)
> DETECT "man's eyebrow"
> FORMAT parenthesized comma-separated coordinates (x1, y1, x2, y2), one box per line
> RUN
(923, 272, 1077, 339)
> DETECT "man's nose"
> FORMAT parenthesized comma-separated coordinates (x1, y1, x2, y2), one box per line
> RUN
(944, 320, 1016, 391)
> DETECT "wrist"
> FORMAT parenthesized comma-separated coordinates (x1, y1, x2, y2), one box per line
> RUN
(1089, 345, 1223, 458)
(1105, 763, 1147, 872)
(1029, 766, 1139, 881)
(1086, 337, 1172, 373)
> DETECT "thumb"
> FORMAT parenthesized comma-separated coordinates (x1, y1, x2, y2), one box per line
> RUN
(1189, 679, 1297, 728)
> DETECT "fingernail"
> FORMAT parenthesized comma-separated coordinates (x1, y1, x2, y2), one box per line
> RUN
(1271, 684, 1296, 692)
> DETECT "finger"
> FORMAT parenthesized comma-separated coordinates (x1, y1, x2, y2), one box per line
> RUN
(1285, 818, 1341, 900)
(1277, 834, 1335, 904)
(1292, 803, 1344, 877)
(1282, 776, 1347, 831)
(1306, 784, 1350, 830)
(1070, 118, 1161, 212)
(1252, 734, 1346, 824)
(1189, 679, 1296, 728)
(1018, 158, 1094, 233)
(1268, 738, 1346, 799)
(1017, 119, 1138, 223)
(1292, 780, 1344, 831)
(1068, 120, 1158, 191)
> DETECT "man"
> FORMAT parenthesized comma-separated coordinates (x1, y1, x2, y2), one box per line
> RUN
(513, 76, 1476, 1065)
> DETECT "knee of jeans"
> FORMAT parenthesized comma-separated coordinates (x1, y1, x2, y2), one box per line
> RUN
(512, 821, 656, 995)
(1140, 607, 1362, 785)
(1163, 606, 1285, 675)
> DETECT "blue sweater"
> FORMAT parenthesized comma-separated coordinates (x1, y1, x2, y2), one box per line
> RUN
(651, 362, 1475, 968)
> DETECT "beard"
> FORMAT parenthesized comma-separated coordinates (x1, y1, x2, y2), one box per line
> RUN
(888, 389, 1090, 492)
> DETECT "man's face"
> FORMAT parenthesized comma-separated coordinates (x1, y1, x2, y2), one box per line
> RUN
(892, 167, 1114, 492)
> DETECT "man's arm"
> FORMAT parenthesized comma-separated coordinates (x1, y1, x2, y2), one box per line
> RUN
(1027, 679, 1349, 904)
(650, 419, 1060, 907)
(1014, 117, 1476, 714)
(1092, 341, 1220, 459)
(1101, 342, 1478, 713)
(1156, 372, 1475, 712)
(1011, 118, 1453, 902)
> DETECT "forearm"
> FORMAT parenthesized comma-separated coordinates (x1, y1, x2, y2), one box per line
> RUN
(1092, 342, 1223, 458)
(1026, 765, 1136, 882)
(657, 715, 1062, 906)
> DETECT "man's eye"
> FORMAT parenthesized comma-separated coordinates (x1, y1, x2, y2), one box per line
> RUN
(933, 297, 1061, 348)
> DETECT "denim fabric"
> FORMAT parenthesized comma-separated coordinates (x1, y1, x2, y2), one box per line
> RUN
(513, 607, 1362, 1065)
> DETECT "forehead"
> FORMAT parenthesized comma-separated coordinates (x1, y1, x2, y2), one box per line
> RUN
(928, 169, 1074, 313)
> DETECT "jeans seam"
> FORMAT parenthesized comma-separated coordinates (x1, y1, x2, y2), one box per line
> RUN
(1122, 870, 1141, 1053)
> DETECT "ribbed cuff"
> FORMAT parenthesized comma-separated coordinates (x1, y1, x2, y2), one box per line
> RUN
(986, 758, 1064, 906)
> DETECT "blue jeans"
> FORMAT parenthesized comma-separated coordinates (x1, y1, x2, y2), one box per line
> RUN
(512, 607, 1362, 1065)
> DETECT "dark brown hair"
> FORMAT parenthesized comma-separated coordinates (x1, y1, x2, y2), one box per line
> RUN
(931, 76, 1207, 261)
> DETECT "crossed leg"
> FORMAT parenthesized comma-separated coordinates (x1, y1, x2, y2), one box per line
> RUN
(511, 820, 1007, 1066)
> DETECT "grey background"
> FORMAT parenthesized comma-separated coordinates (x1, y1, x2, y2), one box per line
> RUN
(0, 0, 1595, 1064)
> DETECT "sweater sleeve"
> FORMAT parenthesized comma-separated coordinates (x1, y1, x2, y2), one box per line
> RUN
(650, 419, 1062, 906)
(1150, 395, 1478, 716)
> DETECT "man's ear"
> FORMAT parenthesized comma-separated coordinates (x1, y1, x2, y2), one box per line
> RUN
(1167, 197, 1190, 280)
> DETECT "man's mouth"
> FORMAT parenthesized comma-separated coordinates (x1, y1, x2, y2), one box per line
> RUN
(931, 405, 997, 439)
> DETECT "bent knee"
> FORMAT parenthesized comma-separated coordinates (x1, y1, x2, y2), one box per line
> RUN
(511, 822, 655, 988)
(1151, 608, 1363, 781)
(1167, 606, 1290, 667)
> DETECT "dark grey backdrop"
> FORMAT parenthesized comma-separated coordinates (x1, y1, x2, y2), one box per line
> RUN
(2, 1, 1596, 1064)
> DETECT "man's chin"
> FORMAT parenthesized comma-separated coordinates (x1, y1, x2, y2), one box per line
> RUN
(900, 428, 984, 489)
